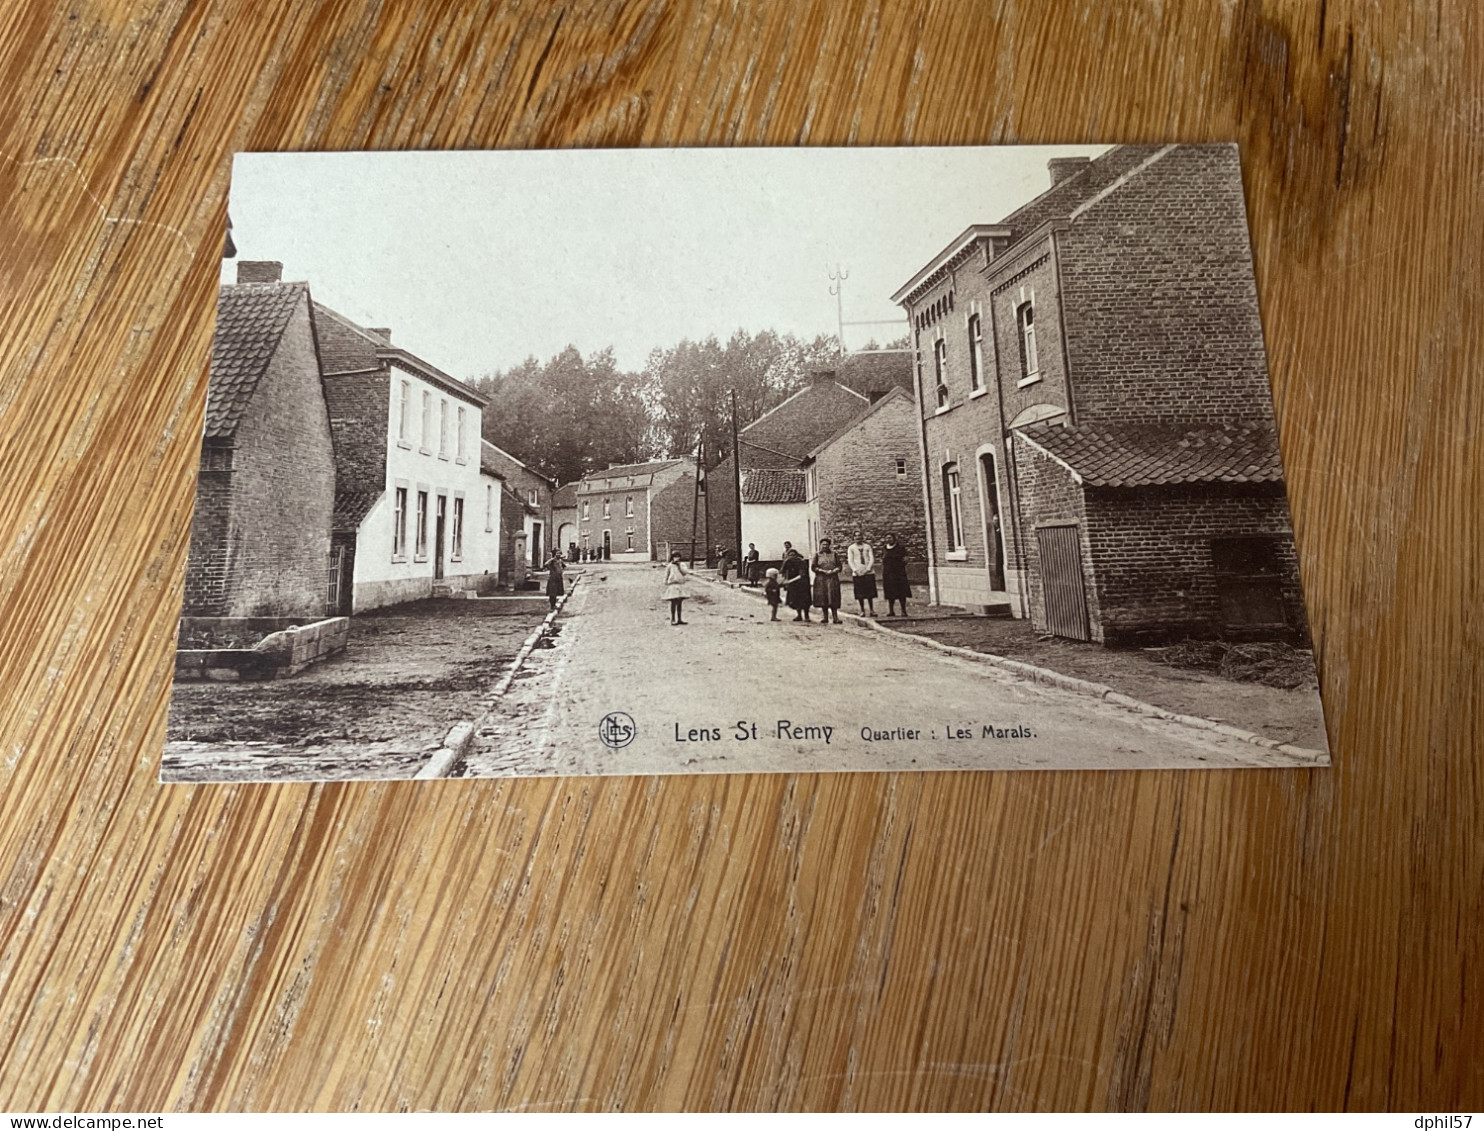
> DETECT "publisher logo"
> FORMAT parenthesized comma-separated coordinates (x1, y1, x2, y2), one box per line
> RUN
(598, 711, 636, 749)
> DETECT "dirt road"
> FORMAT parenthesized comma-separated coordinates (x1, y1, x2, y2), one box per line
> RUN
(460, 565, 1323, 778)
(163, 596, 551, 782)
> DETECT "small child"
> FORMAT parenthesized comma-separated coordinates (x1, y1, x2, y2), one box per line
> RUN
(763, 567, 782, 620)
(663, 550, 689, 625)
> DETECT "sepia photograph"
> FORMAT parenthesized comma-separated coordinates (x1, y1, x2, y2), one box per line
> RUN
(162, 143, 1330, 783)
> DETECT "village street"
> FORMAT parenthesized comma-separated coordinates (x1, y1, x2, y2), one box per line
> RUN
(459, 565, 1321, 778)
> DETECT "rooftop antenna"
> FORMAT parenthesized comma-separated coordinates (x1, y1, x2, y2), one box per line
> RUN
(828, 264, 849, 352)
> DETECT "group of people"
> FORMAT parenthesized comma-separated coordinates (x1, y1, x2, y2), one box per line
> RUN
(765, 531, 911, 624)
(664, 532, 910, 625)
(556, 534, 912, 627)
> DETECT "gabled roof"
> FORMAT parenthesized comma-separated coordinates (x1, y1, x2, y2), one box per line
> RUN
(1014, 421, 1284, 488)
(834, 350, 914, 398)
(551, 483, 578, 509)
(737, 438, 802, 470)
(801, 386, 913, 463)
(204, 282, 311, 438)
(586, 459, 684, 481)
(741, 468, 807, 504)
(480, 438, 552, 485)
(739, 378, 869, 461)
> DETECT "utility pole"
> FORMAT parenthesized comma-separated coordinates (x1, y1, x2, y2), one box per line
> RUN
(829, 264, 849, 352)
(731, 387, 743, 568)
(688, 435, 703, 567)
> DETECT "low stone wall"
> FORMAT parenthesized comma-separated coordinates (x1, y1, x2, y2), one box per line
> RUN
(175, 616, 350, 681)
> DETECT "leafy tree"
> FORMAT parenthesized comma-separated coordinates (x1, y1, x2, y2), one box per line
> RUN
(473, 347, 655, 484)
(474, 329, 845, 480)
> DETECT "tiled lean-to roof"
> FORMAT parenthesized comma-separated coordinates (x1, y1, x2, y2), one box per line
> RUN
(740, 468, 807, 504)
(1014, 421, 1284, 488)
(332, 489, 384, 535)
(204, 282, 309, 438)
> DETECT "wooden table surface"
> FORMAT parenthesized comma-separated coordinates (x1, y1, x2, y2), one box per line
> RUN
(0, 0, 1478, 1112)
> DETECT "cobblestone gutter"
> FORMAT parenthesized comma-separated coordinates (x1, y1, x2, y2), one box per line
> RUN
(695, 573, 1328, 764)
(414, 576, 580, 779)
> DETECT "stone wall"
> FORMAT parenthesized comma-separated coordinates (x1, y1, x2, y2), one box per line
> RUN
(811, 394, 926, 564)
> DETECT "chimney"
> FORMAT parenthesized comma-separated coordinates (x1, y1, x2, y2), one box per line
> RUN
(367, 327, 392, 344)
(1047, 156, 1091, 186)
(810, 369, 837, 386)
(236, 260, 282, 284)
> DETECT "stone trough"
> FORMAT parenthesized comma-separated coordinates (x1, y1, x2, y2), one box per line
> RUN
(175, 616, 350, 681)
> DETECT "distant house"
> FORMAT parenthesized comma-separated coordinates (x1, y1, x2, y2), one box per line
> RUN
(800, 386, 926, 570)
(574, 459, 697, 561)
(184, 267, 337, 618)
(709, 352, 921, 564)
(306, 271, 497, 611)
(480, 440, 553, 585)
(551, 483, 579, 559)
(893, 144, 1306, 644)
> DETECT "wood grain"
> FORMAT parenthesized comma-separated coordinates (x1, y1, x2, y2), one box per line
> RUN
(0, 0, 1479, 1111)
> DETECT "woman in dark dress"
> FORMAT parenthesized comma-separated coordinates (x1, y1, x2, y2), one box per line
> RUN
(881, 534, 911, 616)
(780, 544, 812, 622)
(811, 537, 843, 624)
(544, 551, 566, 610)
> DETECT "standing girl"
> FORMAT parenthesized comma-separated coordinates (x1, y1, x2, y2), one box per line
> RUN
(663, 550, 690, 625)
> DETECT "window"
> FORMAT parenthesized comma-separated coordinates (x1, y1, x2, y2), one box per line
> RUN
(528, 488, 538, 506)
(415, 490, 429, 559)
(603, 497, 610, 519)
(582, 499, 590, 519)
(420, 391, 432, 451)
(934, 339, 948, 408)
(485, 483, 494, 532)
(398, 380, 411, 444)
(438, 399, 449, 458)
(451, 496, 464, 559)
(968, 313, 984, 391)
(625, 528, 634, 551)
(393, 487, 408, 558)
(456, 406, 466, 461)
(625, 495, 634, 517)
(942, 463, 964, 552)
(896, 458, 907, 479)
(1017, 299, 1039, 380)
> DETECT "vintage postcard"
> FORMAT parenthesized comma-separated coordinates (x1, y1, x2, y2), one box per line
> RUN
(162, 144, 1330, 783)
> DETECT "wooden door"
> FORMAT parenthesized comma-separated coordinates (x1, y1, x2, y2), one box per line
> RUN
(1037, 522, 1091, 641)
(434, 496, 446, 580)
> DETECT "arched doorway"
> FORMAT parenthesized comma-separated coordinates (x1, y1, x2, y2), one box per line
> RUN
(978, 450, 1007, 591)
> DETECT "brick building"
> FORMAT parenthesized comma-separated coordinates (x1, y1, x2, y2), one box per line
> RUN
(308, 289, 497, 611)
(574, 459, 697, 561)
(893, 144, 1306, 644)
(184, 271, 337, 617)
(709, 352, 920, 565)
(480, 440, 554, 586)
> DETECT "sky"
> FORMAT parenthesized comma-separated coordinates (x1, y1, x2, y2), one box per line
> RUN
(224, 145, 1109, 379)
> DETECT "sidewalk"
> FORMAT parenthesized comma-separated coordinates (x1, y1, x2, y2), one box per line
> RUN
(707, 573, 1329, 753)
